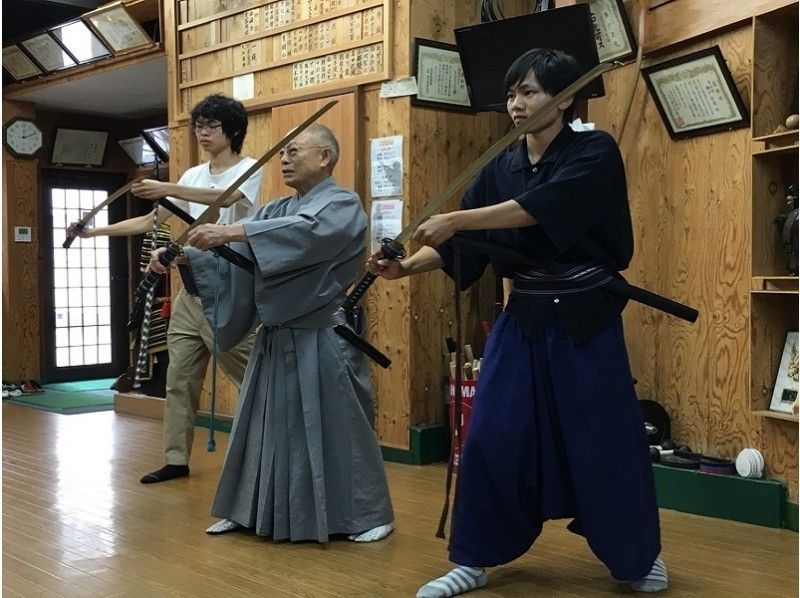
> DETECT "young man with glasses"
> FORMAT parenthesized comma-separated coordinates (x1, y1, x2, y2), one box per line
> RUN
(67, 94, 262, 484)
(150, 124, 395, 545)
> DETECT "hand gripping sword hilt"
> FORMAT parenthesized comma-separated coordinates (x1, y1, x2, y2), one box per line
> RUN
(343, 238, 406, 314)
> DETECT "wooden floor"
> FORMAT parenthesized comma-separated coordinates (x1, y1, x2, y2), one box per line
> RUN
(3, 403, 798, 598)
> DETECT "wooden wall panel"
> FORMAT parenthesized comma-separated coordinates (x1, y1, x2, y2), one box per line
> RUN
(2, 101, 41, 381)
(588, 24, 797, 499)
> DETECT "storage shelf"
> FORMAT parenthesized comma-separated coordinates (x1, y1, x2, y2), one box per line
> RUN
(752, 130, 799, 148)
(752, 143, 799, 157)
(751, 277, 800, 293)
(751, 409, 799, 423)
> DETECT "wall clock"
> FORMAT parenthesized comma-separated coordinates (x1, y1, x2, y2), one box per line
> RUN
(3, 117, 43, 159)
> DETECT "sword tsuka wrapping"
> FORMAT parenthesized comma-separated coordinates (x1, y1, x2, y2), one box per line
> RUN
(139, 223, 172, 270)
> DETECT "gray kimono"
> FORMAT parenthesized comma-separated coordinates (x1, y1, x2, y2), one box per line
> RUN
(185, 177, 393, 542)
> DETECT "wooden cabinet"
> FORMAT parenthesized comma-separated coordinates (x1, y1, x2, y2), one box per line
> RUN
(749, 1, 798, 424)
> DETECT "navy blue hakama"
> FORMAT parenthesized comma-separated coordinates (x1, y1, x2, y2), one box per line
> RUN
(449, 312, 660, 581)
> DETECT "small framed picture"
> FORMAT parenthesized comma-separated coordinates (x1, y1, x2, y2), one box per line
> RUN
(20, 32, 77, 72)
(2, 45, 43, 81)
(412, 38, 473, 112)
(588, 0, 637, 63)
(642, 46, 749, 140)
(84, 2, 153, 55)
(50, 20, 111, 64)
(770, 332, 799, 414)
(52, 128, 108, 166)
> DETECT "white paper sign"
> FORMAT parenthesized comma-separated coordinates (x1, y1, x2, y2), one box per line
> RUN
(232, 73, 255, 101)
(370, 199, 403, 253)
(380, 76, 419, 98)
(370, 135, 403, 198)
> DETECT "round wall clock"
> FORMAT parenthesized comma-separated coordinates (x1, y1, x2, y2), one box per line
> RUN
(3, 117, 43, 159)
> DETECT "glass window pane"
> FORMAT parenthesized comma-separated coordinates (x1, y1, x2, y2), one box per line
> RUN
(66, 209, 80, 226)
(84, 345, 98, 364)
(83, 325, 98, 345)
(68, 287, 82, 306)
(69, 327, 83, 346)
(94, 235, 108, 249)
(67, 248, 81, 268)
(81, 248, 96, 268)
(52, 208, 66, 228)
(69, 346, 84, 366)
(55, 308, 68, 328)
(52, 188, 66, 208)
(83, 307, 98, 325)
(98, 344, 112, 363)
(96, 268, 110, 286)
(98, 325, 111, 345)
(54, 248, 67, 268)
(97, 287, 110, 306)
(96, 252, 109, 267)
(97, 307, 110, 326)
(94, 190, 107, 204)
(55, 328, 69, 347)
(80, 189, 94, 210)
(83, 287, 97, 306)
(54, 268, 68, 288)
(82, 268, 96, 287)
(93, 211, 108, 227)
(68, 307, 82, 327)
(65, 189, 79, 209)
(54, 288, 69, 308)
(56, 348, 69, 367)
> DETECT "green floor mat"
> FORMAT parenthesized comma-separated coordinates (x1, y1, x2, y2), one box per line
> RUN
(5, 389, 114, 414)
(42, 378, 116, 392)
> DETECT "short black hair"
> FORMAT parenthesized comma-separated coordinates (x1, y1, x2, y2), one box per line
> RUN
(503, 48, 583, 124)
(191, 94, 248, 153)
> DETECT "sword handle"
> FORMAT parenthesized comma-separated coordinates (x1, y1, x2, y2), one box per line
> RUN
(343, 238, 406, 313)
(63, 221, 86, 248)
(129, 242, 181, 328)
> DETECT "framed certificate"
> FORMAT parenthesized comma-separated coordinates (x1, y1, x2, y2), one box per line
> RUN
(52, 128, 108, 166)
(588, 0, 637, 63)
(21, 33, 77, 72)
(2, 45, 43, 81)
(50, 20, 111, 64)
(412, 38, 473, 112)
(84, 2, 153, 54)
(642, 46, 749, 140)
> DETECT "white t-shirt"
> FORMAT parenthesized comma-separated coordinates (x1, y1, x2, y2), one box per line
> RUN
(169, 157, 262, 225)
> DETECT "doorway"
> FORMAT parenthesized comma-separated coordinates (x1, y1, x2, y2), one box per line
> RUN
(40, 170, 129, 382)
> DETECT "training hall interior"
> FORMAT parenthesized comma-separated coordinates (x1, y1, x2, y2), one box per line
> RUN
(2, 0, 798, 596)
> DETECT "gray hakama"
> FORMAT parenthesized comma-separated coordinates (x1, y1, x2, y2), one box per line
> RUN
(185, 177, 394, 542)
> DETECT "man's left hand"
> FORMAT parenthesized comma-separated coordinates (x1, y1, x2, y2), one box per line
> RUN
(412, 213, 457, 247)
(187, 223, 232, 250)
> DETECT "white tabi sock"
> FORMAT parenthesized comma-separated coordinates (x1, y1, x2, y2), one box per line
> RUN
(347, 522, 394, 542)
(630, 557, 668, 592)
(205, 519, 243, 535)
(416, 566, 487, 598)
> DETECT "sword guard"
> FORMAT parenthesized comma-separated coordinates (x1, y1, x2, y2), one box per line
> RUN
(63, 221, 86, 249)
(381, 238, 406, 261)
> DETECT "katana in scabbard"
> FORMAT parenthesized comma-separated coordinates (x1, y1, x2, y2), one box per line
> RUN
(131, 100, 338, 310)
(342, 61, 615, 313)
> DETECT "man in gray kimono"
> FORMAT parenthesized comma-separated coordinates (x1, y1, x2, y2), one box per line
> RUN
(150, 124, 394, 543)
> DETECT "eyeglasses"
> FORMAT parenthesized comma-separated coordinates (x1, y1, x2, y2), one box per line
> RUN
(279, 145, 329, 159)
(192, 122, 223, 133)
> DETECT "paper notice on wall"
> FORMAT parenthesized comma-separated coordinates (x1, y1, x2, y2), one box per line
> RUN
(370, 135, 403, 198)
(232, 73, 254, 101)
(370, 199, 403, 253)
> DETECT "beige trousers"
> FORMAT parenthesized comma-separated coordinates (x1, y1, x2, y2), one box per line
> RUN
(163, 289, 255, 465)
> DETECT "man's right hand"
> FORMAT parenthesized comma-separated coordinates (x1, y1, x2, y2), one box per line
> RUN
(66, 222, 92, 239)
(366, 249, 407, 280)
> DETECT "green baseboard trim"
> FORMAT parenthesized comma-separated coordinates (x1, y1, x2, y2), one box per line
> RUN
(652, 464, 787, 528)
(787, 502, 798, 532)
(381, 424, 449, 465)
(195, 414, 233, 435)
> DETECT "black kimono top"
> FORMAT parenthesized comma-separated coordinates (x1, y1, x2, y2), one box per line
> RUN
(435, 126, 634, 342)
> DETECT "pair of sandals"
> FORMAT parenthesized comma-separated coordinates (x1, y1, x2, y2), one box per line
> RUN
(2, 380, 44, 398)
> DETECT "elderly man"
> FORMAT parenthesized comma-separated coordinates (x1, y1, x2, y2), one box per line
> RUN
(151, 124, 394, 544)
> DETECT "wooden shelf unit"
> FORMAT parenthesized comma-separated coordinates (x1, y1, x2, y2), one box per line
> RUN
(749, 2, 799, 422)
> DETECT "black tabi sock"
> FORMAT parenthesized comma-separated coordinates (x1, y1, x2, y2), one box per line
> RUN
(140, 464, 190, 484)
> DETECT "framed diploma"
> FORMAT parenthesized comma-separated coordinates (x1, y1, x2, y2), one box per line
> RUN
(2, 45, 43, 81)
(588, 0, 637, 63)
(642, 46, 749, 140)
(50, 20, 111, 64)
(84, 2, 153, 55)
(21, 33, 77, 72)
(52, 128, 108, 166)
(412, 38, 473, 112)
